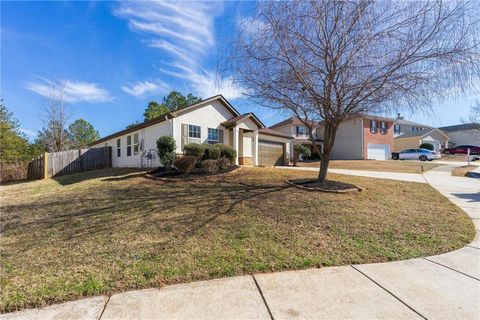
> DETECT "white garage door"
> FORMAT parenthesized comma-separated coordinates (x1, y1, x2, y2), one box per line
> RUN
(367, 143, 390, 160)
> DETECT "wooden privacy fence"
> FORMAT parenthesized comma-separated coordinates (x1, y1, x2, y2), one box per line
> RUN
(27, 147, 112, 180)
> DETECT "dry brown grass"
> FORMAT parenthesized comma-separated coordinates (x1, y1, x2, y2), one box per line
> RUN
(298, 160, 439, 173)
(441, 154, 470, 162)
(0, 167, 474, 313)
(451, 165, 477, 177)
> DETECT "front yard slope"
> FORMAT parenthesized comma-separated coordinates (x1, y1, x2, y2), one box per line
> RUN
(0, 167, 474, 313)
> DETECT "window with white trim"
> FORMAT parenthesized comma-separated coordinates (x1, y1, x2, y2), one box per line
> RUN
(126, 135, 132, 156)
(188, 125, 201, 143)
(133, 133, 139, 155)
(207, 128, 218, 144)
(116, 138, 121, 157)
(296, 125, 309, 137)
(394, 124, 401, 134)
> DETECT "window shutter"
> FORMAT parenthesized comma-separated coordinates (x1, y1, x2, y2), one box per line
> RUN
(181, 123, 188, 150)
(218, 129, 224, 143)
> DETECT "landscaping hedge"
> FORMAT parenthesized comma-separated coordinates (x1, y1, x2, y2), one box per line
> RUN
(216, 144, 237, 164)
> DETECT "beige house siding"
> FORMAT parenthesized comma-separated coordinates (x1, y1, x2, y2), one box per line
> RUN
(173, 100, 234, 153)
(394, 137, 420, 152)
(91, 121, 172, 168)
(323, 119, 364, 160)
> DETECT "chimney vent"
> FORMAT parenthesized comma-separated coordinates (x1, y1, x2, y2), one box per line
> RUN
(397, 113, 404, 120)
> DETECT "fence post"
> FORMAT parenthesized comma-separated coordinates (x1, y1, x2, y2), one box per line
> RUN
(43, 152, 49, 179)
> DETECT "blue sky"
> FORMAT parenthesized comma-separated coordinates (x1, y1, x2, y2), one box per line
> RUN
(1, 1, 478, 141)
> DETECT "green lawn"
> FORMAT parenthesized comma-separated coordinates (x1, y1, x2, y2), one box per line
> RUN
(0, 167, 474, 313)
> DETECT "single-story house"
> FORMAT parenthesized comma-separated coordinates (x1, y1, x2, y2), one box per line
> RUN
(269, 115, 396, 160)
(89, 95, 292, 167)
(438, 123, 479, 147)
(394, 128, 449, 152)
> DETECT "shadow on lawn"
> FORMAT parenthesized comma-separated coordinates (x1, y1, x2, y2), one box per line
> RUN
(2, 175, 292, 253)
(53, 168, 144, 186)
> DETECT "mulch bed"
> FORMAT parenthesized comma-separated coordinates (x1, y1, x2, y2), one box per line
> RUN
(286, 178, 363, 193)
(145, 165, 241, 181)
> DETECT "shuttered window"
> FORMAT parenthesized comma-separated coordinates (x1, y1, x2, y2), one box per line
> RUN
(370, 120, 378, 133)
(380, 121, 387, 134)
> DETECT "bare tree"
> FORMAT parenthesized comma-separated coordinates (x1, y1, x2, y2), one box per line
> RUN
(465, 99, 480, 137)
(36, 81, 71, 152)
(468, 100, 480, 124)
(230, 0, 480, 181)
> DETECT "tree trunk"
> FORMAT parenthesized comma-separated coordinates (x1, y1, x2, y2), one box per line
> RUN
(318, 120, 338, 182)
(318, 151, 330, 181)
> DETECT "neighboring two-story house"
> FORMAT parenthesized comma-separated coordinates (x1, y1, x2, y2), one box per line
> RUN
(392, 114, 432, 137)
(392, 114, 449, 152)
(269, 117, 323, 160)
(269, 115, 395, 161)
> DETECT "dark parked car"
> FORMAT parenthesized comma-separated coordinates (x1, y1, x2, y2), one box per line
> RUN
(443, 145, 480, 155)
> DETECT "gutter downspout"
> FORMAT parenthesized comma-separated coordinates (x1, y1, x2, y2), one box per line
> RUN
(166, 115, 176, 154)
(361, 119, 365, 159)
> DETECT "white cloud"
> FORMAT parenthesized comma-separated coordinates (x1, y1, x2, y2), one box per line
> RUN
(115, 1, 245, 100)
(121, 80, 169, 97)
(25, 78, 113, 103)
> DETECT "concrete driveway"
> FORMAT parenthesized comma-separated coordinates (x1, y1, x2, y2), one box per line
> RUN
(2, 165, 479, 320)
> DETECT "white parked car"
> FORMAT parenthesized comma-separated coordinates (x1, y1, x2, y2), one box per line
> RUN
(391, 148, 441, 161)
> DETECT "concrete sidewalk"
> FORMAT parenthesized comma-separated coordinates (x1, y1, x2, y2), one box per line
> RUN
(2, 165, 479, 320)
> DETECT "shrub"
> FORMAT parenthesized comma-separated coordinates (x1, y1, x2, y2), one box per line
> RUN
(217, 157, 231, 170)
(293, 144, 312, 166)
(419, 142, 434, 151)
(202, 144, 221, 160)
(184, 143, 205, 160)
(174, 155, 197, 173)
(157, 136, 176, 168)
(216, 144, 237, 164)
(200, 159, 219, 174)
(0, 162, 28, 184)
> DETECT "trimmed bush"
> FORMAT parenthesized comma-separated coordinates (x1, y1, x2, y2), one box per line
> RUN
(200, 159, 219, 174)
(419, 142, 434, 151)
(157, 136, 176, 168)
(217, 157, 231, 171)
(216, 144, 237, 164)
(293, 144, 312, 166)
(202, 144, 221, 160)
(174, 155, 197, 174)
(184, 143, 205, 160)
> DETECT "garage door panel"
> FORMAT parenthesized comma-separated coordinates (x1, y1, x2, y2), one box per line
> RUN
(367, 143, 390, 160)
(258, 140, 284, 166)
